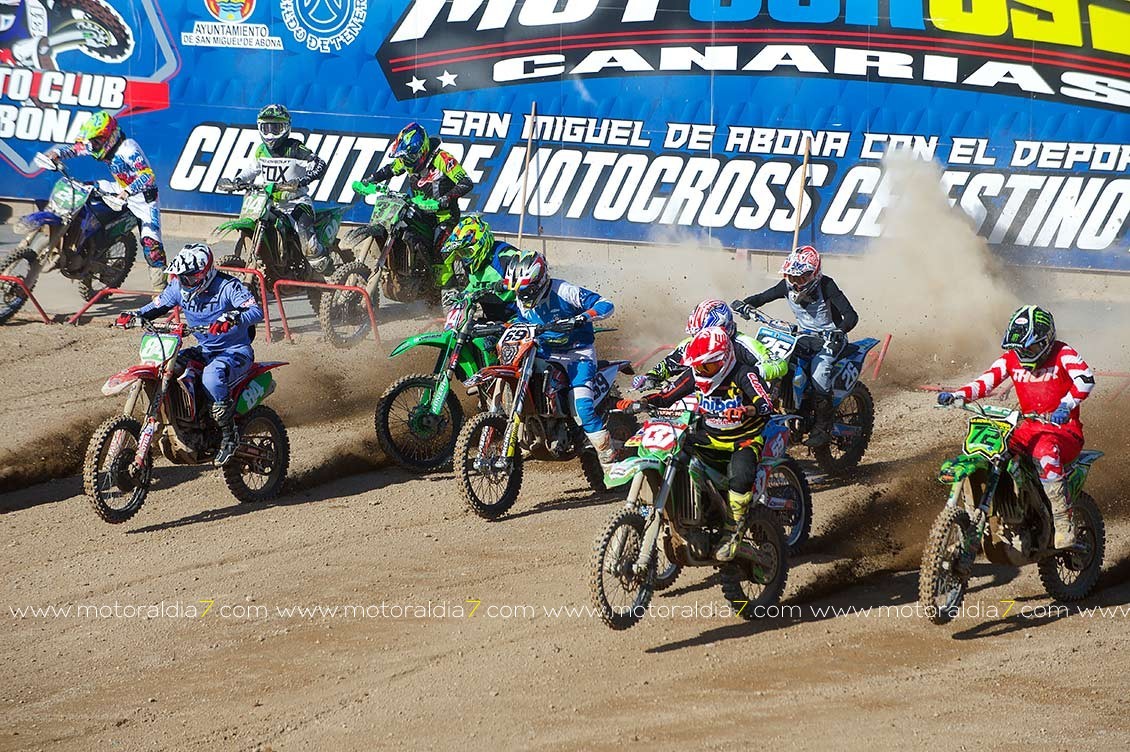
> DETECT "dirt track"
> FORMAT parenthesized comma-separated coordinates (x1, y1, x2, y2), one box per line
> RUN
(2, 256, 1130, 750)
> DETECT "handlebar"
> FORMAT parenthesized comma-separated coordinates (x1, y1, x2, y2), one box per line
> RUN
(733, 303, 830, 338)
(939, 400, 1052, 423)
(112, 317, 210, 335)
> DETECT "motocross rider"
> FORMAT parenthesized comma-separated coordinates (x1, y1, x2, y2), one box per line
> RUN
(118, 243, 264, 466)
(937, 306, 1095, 548)
(502, 250, 618, 470)
(437, 215, 519, 322)
(361, 121, 474, 261)
(43, 111, 167, 292)
(735, 245, 858, 447)
(633, 299, 787, 392)
(228, 104, 332, 274)
(623, 326, 777, 561)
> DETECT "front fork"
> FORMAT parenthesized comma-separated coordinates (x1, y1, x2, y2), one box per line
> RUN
(947, 473, 997, 577)
(131, 372, 171, 473)
(496, 357, 534, 461)
(633, 460, 680, 576)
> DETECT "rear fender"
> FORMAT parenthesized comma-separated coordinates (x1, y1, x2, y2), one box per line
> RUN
(102, 364, 160, 395)
(604, 455, 663, 489)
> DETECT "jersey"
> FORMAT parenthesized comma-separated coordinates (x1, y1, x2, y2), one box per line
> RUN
(137, 273, 264, 355)
(647, 333, 787, 383)
(53, 137, 158, 199)
(466, 240, 520, 322)
(370, 139, 473, 221)
(236, 138, 327, 202)
(744, 276, 858, 334)
(514, 279, 613, 353)
(955, 342, 1094, 435)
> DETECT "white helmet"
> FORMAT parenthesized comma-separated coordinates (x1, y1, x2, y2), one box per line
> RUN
(166, 243, 216, 301)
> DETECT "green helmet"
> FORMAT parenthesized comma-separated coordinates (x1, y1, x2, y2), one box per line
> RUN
(442, 215, 495, 274)
(257, 104, 291, 147)
(78, 110, 122, 160)
(1002, 305, 1056, 369)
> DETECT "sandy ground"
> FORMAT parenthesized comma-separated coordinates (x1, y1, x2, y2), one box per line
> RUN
(2, 235, 1130, 751)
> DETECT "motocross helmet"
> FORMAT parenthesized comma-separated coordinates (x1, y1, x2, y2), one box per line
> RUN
(781, 245, 822, 300)
(257, 104, 291, 148)
(166, 243, 216, 302)
(78, 111, 123, 161)
(390, 122, 430, 173)
(1002, 305, 1056, 369)
(683, 326, 736, 394)
(504, 250, 550, 308)
(442, 215, 495, 274)
(687, 299, 736, 337)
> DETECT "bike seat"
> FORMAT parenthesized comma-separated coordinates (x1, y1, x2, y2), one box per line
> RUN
(840, 343, 860, 358)
(597, 359, 634, 375)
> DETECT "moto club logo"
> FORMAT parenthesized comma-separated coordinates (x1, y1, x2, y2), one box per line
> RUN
(280, 0, 367, 53)
(377, 0, 1130, 110)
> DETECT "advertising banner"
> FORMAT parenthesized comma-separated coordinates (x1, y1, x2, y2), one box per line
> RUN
(1, 0, 1128, 269)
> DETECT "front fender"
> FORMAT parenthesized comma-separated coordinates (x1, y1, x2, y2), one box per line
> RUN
(938, 453, 991, 485)
(604, 456, 664, 489)
(102, 364, 160, 396)
(390, 331, 450, 358)
(15, 211, 63, 234)
(213, 218, 258, 238)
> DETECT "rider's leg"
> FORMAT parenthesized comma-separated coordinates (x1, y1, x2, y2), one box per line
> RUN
(1026, 429, 1084, 548)
(806, 341, 840, 447)
(715, 440, 763, 562)
(201, 349, 253, 466)
(128, 193, 166, 294)
(552, 347, 617, 468)
(291, 203, 331, 274)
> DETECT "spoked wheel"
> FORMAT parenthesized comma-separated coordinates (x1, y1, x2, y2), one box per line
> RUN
(630, 470, 682, 591)
(223, 406, 290, 503)
(0, 246, 42, 324)
(918, 505, 974, 624)
(454, 411, 523, 520)
(78, 233, 136, 301)
(589, 507, 655, 630)
(82, 416, 151, 523)
(719, 507, 789, 620)
(813, 382, 875, 476)
(374, 373, 464, 472)
(765, 457, 813, 554)
(1038, 492, 1105, 601)
(319, 261, 375, 349)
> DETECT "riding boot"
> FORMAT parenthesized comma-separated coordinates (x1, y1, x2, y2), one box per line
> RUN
(585, 428, 619, 472)
(307, 252, 333, 276)
(714, 490, 753, 562)
(1043, 479, 1076, 548)
(805, 393, 835, 447)
(212, 399, 239, 466)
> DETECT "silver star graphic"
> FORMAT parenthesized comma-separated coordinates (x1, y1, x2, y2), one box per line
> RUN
(437, 70, 458, 88)
(406, 76, 426, 94)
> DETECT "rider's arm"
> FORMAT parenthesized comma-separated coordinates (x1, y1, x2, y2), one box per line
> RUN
(435, 150, 473, 208)
(135, 285, 179, 320)
(742, 279, 788, 308)
(647, 340, 690, 381)
(1055, 344, 1095, 411)
(117, 142, 157, 197)
(733, 362, 774, 413)
(954, 356, 1010, 401)
(558, 281, 613, 321)
(294, 143, 327, 186)
(646, 369, 695, 408)
(365, 162, 398, 183)
(224, 278, 264, 326)
(823, 277, 859, 333)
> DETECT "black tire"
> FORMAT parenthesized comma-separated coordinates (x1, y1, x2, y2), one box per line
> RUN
(455, 411, 523, 520)
(766, 457, 813, 555)
(0, 246, 41, 324)
(82, 415, 151, 524)
(222, 405, 290, 504)
(1038, 492, 1105, 602)
(589, 507, 654, 630)
(719, 507, 789, 619)
(59, 0, 133, 61)
(918, 505, 973, 625)
(813, 382, 875, 477)
(374, 373, 464, 472)
(320, 261, 375, 349)
(78, 232, 136, 301)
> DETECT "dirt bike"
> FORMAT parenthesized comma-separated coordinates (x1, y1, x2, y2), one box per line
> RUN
(321, 181, 454, 347)
(919, 401, 1105, 624)
(454, 320, 636, 520)
(589, 397, 793, 630)
(83, 319, 290, 524)
(734, 304, 878, 476)
(0, 159, 136, 323)
(0, 0, 132, 70)
(214, 168, 349, 322)
(374, 284, 502, 472)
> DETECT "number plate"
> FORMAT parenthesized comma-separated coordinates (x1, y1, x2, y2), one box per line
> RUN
(239, 192, 268, 220)
(444, 302, 466, 331)
(47, 178, 89, 214)
(497, 324, 537, 365)
(639, 421, 685, 451)
(370, 196, 407, 227)
(756, 326, 795, 360)
(138, 333, 180, 365)
(963, 417, 1012, 458)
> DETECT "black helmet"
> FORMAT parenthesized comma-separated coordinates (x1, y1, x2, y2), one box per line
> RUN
(1002, 305, 1055, 369)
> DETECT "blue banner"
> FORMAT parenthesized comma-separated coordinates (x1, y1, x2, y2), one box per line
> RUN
(2, 0, 1128, 269)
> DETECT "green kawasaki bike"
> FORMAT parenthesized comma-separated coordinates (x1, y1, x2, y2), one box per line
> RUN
(374, 284, 501, 472)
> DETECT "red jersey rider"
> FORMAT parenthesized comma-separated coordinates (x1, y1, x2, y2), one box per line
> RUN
(938, 306, 1095, 548)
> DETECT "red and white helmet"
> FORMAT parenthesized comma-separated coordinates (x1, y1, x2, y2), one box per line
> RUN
(686, 299, 736, 337)
(682, 326, 735, 394)
(504, 250, 551, 308)
(166, 242, 216, 302)
(780, 245, 822, 298)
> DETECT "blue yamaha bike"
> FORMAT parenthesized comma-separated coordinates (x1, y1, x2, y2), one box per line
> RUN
(735, 305, 879, 476)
